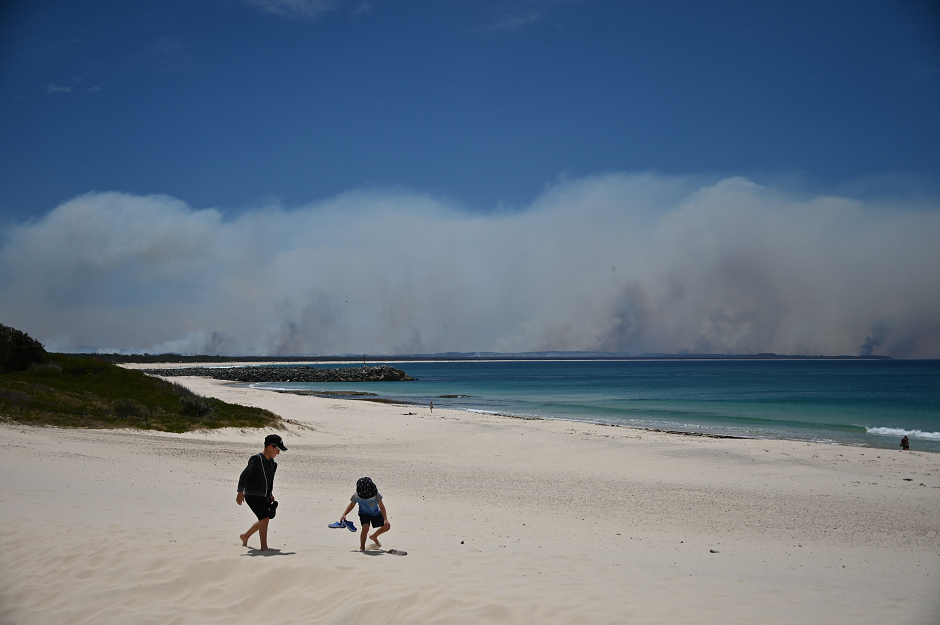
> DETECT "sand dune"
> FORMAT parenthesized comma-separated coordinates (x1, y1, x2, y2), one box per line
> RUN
(1, 375, 938, 624)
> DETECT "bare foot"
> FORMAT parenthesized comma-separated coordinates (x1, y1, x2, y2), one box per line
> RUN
(240, 533, 249, 546)
(369, 534, 382, 548)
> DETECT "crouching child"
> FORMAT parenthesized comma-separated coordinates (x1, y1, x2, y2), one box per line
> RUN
(340, 477, 390, 551)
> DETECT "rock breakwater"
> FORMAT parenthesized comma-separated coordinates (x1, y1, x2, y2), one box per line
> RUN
(143, 365, 415, 383)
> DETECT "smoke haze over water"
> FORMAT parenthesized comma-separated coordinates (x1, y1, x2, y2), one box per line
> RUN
(1, 174, 939, 358)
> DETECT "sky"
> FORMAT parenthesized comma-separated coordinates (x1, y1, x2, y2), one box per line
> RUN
(1, 0, 939, 357)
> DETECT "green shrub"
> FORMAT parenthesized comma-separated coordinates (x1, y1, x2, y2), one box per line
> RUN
(28, 362, 62, 377)
(179, 394, 215, 419)
(0, 324, 47, 372)
(111, 398, 145, 419)
(0, 353, 280, 432)
(1, 390, 31, 415)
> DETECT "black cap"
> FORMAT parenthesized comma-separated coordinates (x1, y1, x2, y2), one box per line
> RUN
(264, 434, 287, 451)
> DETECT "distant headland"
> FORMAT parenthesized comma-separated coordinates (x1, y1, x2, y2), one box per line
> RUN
(83, 351, 893, 364)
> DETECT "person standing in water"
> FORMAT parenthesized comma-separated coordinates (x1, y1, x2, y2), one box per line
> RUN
(236, 434, 287, 550)
(900, 435, 910, 451)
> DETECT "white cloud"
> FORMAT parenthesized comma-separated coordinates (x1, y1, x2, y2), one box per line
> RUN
(486, 9, 544, 31)
(245, 0, 341, 18)
(46, 84, 72, 93)
(351, 1, 373, 17)
(483, 0, 580, 32)
(1, 176, 939, 357)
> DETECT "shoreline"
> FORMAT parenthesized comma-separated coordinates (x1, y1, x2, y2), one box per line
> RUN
(262, 385, 752, 439)
(258, 384, 930, 452)
(126, 361, 939, 454)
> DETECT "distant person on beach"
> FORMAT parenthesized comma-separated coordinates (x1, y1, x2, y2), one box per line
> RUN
(236, 434, 287, 551)
(340, 477, 391, 552)
(430, 401, 433, 413)
(900, 435, 910, 451)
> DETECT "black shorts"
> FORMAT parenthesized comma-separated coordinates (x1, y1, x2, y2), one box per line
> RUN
(245, 494, 270, 520)
(359, 512, 385, 528)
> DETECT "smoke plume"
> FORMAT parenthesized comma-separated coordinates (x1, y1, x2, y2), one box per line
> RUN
(1, 174, 938, 357)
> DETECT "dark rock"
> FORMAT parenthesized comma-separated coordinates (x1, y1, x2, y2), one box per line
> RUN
(143, 364, 415, 383)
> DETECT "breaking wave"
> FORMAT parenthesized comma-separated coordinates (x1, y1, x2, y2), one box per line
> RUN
(866, 427, 940, 439)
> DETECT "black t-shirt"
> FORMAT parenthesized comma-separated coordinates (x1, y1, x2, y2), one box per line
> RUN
(237, 453, 277, 497)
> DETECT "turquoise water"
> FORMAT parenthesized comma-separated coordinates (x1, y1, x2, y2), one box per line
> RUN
(255, 360, 940, 453)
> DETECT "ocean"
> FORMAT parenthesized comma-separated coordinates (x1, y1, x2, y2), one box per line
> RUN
(255, 359, 940, 453)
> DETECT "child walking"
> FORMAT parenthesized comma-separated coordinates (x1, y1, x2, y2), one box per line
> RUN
(340, 477, 391, 551)
(236, 434, 287, 551)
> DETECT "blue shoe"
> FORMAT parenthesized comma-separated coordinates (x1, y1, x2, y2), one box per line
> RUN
(344, 519, 357, 532)
(328, 520, 345, 529)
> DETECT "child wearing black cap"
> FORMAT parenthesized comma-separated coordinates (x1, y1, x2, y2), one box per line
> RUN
(340, 476, 391, 551)
(236, 434, 287, 551)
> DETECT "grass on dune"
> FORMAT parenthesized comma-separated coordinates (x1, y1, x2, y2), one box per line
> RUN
(0, 353, 280, 433)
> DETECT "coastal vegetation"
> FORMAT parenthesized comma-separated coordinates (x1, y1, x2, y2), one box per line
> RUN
(0, 323, 47, 372)
(0, 324, 279, 432)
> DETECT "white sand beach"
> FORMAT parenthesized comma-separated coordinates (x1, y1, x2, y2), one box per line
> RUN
(1, 375, 938, 624)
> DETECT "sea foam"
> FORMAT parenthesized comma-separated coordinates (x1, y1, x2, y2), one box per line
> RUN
(866, 427, 940, 439)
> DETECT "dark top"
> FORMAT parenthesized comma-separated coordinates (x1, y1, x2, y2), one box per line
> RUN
(237, 453, 277, 497)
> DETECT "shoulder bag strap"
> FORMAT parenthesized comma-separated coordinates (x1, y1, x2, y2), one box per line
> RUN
(257, 453, 268, 498)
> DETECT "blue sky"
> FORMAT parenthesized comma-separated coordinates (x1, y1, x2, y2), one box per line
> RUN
(2, 0, 939, 219)
(1, 1, 939, 356)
